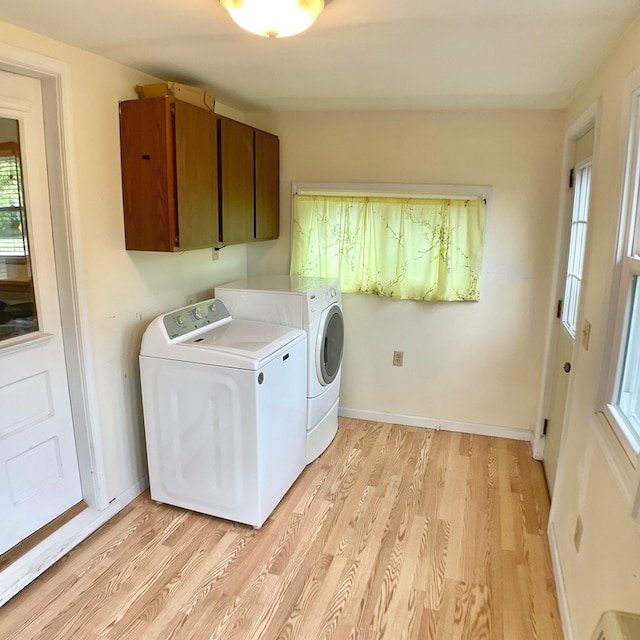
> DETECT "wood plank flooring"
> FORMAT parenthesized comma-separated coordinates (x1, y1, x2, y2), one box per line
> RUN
(0, 419, 563, 639)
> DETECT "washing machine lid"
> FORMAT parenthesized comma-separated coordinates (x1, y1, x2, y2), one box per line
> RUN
(140, 299, 305, 370)
(178, 319, 304, 369)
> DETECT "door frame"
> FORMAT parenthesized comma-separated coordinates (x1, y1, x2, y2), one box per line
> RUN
(532, 101, 600, 462)
(0, 43, 108, 510)
(0, 42, 116, 605)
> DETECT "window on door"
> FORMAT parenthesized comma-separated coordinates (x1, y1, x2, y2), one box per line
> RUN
(561, 161, 592, 337)
(0, 118, 38, 341)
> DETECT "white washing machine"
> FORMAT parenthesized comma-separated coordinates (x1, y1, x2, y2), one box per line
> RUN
(139, 298, 307, 528)
(215, 276, 344, 464)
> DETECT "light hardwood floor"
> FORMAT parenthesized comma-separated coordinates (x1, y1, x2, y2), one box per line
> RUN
(1, 419, 563, 639)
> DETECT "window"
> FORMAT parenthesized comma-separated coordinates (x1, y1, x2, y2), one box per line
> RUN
(0, 130, 38, 342)
(561, 162, 592, 337)
(0, 142, 27, 258)
(603, 81, 640, 470)
(615, 276, 640, 455)
(290, 185, 487, 302)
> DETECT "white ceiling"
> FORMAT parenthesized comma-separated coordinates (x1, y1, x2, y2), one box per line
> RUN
(0, 0, 639, 112)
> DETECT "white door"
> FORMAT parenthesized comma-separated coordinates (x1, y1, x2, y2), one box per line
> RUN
(0, 70, 82, 554)
(544, 328, 573, 493)
(543, 128, 594, 493)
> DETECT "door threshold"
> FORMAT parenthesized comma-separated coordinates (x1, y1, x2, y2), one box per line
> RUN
(0, 501, 87, 573)
(0, 486, 141, 606)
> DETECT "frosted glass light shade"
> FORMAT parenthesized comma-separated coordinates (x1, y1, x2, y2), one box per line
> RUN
(220, 0, 325, 38)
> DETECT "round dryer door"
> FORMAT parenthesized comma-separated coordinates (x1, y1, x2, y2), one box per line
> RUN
(317, 304, 344, 385)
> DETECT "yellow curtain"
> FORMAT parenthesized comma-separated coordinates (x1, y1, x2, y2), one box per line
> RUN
(290, 194, 485, 301)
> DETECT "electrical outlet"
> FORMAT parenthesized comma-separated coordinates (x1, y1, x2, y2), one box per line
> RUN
(582, 319, 591, 350)
(573, 515, 584, 552)
(393, 350, 404, 366)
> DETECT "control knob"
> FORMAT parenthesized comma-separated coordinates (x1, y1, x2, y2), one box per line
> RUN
(192, 305, 207, 320)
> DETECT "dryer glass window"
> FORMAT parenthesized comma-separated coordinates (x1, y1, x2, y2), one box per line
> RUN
(320, 305, 344, 384)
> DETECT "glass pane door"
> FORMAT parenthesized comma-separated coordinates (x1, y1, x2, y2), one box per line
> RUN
(0, 117, 38, 341)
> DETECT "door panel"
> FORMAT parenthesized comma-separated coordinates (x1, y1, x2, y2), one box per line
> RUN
(543, 330, 573, 491)
(254, 129, 279, 241)
(218, 117, 254, 244)
(542, 127, 593, 494)
(175, 100, 218, 250)
(0, 70, 82, 555)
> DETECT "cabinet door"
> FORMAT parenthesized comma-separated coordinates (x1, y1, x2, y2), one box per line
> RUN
(120, 97, 176, 251)
(218, 117, 254, 244)
(255, 129, 279, 240)
(174, 101, 218, 249)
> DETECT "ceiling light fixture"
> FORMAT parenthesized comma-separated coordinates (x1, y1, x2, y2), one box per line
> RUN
(219, 0, 329, 38)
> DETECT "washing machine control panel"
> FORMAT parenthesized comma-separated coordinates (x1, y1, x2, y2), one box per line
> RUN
(162, 299, 231, 340)
(321, 286, 338, 305)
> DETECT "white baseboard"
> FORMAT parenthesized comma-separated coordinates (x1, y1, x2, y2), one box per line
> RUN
(0, 475, 149, 607)
(547, 522, 574, 640)
(114, 475, 149, 508)
(338, 406, 532, 442)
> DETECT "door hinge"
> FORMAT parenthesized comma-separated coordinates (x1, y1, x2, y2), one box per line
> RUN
(569, 168, 575, 189)
(543, 418, 549, 436)
(556, 299, 563, 319)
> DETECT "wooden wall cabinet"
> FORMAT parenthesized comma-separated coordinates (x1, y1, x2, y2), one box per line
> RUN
(217, 117, 253, 245)
(119, 97, 218, 252)
(119, 99, 279, 251)
(254, 128, 280, 241)
(218, 117, 280, 245)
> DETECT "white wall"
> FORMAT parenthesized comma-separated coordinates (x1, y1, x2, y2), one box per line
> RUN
(0, 20, 249, 501)
(548, 16, 640, 640)
(248, 110, 563, 434)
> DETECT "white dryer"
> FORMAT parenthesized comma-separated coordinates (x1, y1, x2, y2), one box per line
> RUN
(139, 298, 307, 528)
(216, 276, 344, 464)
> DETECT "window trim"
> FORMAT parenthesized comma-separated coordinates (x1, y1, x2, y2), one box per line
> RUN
(598, 67, 640, 519)
(292, 182, 492, 201)
(601, 260, 640, 465)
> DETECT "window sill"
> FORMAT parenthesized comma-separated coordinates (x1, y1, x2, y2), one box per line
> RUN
(0, 331, 53, 356)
